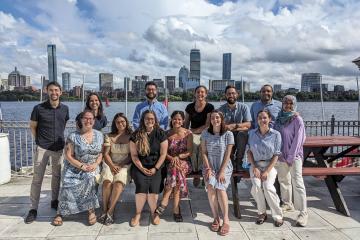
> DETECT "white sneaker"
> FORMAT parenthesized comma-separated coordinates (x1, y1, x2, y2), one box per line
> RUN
(296, 212, 308, 227)
(281, 204, 295, 212)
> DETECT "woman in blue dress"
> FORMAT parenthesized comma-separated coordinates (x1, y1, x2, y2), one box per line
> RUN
(52, 110, 104, 226)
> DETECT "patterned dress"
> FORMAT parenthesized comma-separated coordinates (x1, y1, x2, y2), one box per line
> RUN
(58, 130, 104, 216)
(165, 130, 192, 198)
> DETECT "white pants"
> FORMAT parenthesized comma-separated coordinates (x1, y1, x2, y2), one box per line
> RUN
(276, 158, 307, 214)
(250, 161, 283, 221)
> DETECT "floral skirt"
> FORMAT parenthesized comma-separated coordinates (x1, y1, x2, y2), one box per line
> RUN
(165, 160, 191, 198)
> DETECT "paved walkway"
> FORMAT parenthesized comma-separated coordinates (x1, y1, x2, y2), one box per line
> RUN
(0, 175, 359, 239)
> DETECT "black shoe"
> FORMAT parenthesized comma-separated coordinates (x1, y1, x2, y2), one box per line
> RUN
(51, 200, 59, 210)
(25, 209, 37, 224)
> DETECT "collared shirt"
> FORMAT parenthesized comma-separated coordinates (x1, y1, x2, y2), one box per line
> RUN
(275, 116, 306, 165)
(247, 128, 282, 162)
(30, 100, 69, 151)
(132, 99, 169, 130)
(218, 102, 252, 127)
(250, 99, 282, 129)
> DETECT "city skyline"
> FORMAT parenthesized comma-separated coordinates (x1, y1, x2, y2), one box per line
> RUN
(0, 0, 360, 91)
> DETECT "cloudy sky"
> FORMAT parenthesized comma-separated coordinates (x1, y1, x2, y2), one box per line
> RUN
(0, 0, 360, 91)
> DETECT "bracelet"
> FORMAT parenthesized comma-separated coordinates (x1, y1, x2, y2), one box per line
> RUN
(79, 164, 84, 170)
(154, 166, 159, 171)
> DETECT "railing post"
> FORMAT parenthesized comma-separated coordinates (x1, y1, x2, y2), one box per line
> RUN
(330, 115, 335, 136)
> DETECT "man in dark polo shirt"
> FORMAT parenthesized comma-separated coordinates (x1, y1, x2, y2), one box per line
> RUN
(218, 85, 252, 172)
(25, 81, 69, 224)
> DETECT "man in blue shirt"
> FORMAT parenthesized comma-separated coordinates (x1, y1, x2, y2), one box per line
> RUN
(132, 81, 169, 130)
(218, 85, 251, 171)
(250, 84, 282, 129)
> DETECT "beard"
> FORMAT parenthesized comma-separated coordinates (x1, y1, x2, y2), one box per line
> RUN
(226, 98, 236, 104)
(146, 93, 157, 100)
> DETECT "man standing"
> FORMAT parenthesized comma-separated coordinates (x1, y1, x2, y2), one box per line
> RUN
(25, 82, 69, 224)
(132, 81, 169, 130)
(250, 84, 282, 129)
(218, 85, 251, 171)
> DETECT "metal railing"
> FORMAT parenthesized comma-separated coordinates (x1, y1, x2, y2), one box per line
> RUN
(1, 115, 359, 175)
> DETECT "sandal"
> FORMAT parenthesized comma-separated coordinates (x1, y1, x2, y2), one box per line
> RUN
(219, 223, 230, 236)
(104, 213, 114, 226)
(173, 206, 183, 222)
(255, 213, 267, 225)
(210, 218, 220, 232)
(155, 204, 167, 216)
(88, 209, 97, 225)
(52, 214, 63, 226)
(98, 213, 107, 224)
(274, 219, 284, 227)
(130, 213, 141, 227)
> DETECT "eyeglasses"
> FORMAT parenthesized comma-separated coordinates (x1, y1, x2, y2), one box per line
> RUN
(82, 117, 94, 122)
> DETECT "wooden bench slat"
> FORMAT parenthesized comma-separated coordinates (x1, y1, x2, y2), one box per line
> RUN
(302, 167, 360, 176)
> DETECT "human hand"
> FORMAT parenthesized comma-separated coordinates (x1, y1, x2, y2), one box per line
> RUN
(253, 167, 261, 179)
(217, 170, 226, 184)
(205, 168, 213, 181)
(261, 170, 268, 181)
(148, 168, 156, 176)
(110, 164, 121, 175)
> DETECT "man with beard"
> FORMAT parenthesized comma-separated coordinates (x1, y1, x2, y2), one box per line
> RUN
(250, 84, 282, 129)
(25, 81, 69, 224)
(132, 81, 169, 130)
(218, 85, 251, 171)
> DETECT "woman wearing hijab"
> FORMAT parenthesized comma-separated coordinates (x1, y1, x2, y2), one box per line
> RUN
(274, 95, 308, 227)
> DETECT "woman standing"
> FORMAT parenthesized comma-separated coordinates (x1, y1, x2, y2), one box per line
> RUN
(85, 93, 108, 131)
(185, 85, 214, 186)
(155, 111, 192, 222)
(247, 109, 283, 227)
(129, 110, 168, 227)
(201, 110, 234, 236)
(52, 110, 104, 226)
(275, 95, 307, 227)
(98, 113, 133, 225)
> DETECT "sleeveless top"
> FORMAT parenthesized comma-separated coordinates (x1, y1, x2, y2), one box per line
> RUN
(104, 134, 130, 165)
(168, 130, 191, 158)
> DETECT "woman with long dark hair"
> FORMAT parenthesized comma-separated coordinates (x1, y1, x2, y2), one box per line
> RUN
(85, 93, 107, 131)
(98, 113, 133, 225)
(129, 110, 168, 227)
(154, 110, 193, 222)
(185, 85, 214, 187)
(201, 110, 234, 236)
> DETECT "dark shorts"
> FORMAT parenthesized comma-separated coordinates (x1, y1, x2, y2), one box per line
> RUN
(131, 165, 164, 194)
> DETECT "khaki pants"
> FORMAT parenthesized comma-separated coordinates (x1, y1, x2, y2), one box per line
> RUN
(250, 161, 283, 221)
(191, 133, 202, 172)
(30, 146, 63, 210)
(276, 158, 307, 214)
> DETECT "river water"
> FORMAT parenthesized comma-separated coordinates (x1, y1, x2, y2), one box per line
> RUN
(0, 101, 358, 122)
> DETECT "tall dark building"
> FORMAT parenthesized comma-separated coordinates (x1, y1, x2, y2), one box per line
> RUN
(190, 48, 200, 81)
(222, 53, 231, 80)
(99, 73, 113, 91)
(47, 44, 57, 82)
(62, 72, 71, 91)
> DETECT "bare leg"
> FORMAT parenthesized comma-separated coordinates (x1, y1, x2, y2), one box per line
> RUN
(207, 185, 220, 220)
(160, 186, 173, 207)
(134, 193, 147, 220)
(102, 180, 112, 213)
(217, 189, 229, 224)
(173, 187, 181, 214)
(147, 193, 159, 214)
(107, 182, 124, 215)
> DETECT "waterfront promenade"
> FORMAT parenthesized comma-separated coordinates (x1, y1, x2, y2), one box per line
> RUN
(0, 175, 359, 239)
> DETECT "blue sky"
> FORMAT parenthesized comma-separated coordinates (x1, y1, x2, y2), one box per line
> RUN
(0, 0, 359, 90)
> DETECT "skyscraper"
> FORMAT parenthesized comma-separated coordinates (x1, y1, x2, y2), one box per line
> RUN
(99, 73, 113, 91)
(165, 76, 176, 93)
(222, 53, 231, 80)
(179, 66, 189, 89)
(62, 72, 71, 92)
(301, 73, 321, 92)
(47, 44, 57, 82)
(190, 48, 200, 81)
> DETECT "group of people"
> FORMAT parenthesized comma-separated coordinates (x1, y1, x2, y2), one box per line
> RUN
(24, 80, 308, 236)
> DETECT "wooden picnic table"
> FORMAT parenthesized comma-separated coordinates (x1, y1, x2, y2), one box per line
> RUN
(303, 136, 360, 216)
